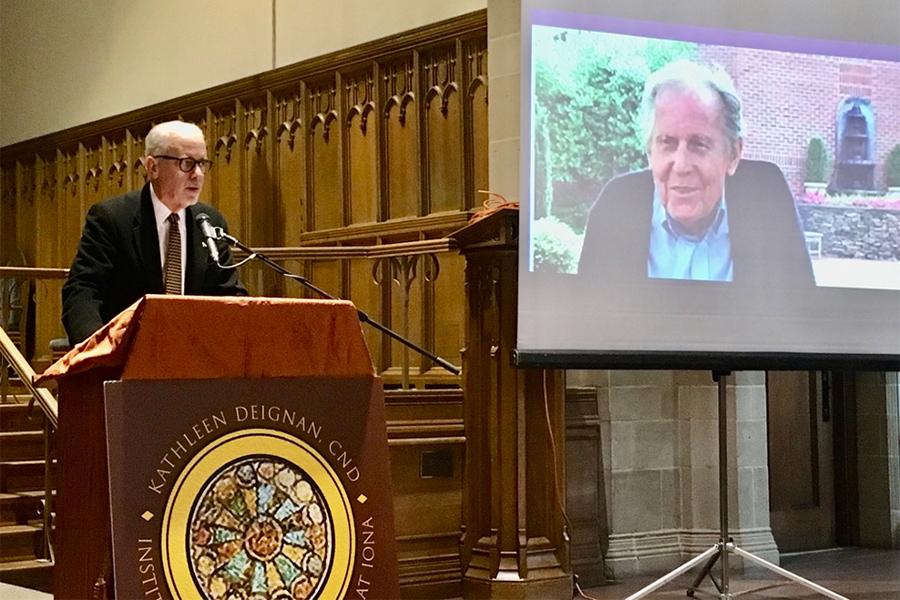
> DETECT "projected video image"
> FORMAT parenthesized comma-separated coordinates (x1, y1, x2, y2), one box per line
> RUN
(530, 19, 900, 291)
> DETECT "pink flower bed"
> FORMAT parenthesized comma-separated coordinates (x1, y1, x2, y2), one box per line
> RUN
(798, 190, 900, 210)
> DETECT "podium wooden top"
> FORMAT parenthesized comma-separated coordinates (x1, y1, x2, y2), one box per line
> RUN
(38, 295, 375, 382)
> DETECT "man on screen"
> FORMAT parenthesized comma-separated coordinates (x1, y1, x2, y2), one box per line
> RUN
(578, 60, 814, 286)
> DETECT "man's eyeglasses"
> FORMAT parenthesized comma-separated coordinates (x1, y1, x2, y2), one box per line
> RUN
(153, 155, 214, 173)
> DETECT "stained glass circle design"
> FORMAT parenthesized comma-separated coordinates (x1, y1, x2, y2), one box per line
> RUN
(161, 429, 355, 600)
(189, 456, 333, 599)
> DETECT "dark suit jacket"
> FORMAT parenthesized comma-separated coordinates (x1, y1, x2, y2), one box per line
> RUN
(577, 160, 814, 287)
(62, 183, 247, 344)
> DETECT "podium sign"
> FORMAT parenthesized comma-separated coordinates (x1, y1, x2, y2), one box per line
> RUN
(105, 377, 397, 599)
(37, 295, 399, 599)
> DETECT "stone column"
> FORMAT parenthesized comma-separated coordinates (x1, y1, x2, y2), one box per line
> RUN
(593, 370, 778, 577)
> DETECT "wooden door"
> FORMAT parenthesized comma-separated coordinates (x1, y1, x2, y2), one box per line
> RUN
(766, 371, 836, 551)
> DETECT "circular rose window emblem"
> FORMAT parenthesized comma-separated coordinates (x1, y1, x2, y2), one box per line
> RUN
(188, 456, 333, 599)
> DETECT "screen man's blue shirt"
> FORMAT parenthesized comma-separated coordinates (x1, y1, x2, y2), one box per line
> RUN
(647, 192, 733, 282)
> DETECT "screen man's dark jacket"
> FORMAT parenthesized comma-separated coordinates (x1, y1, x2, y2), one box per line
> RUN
(577, 159, 815, 287)
(62, 182, 247, 344)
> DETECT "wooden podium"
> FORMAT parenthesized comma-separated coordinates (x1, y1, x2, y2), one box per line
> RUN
(38, 295, 399, 599)
(452, 209, 572, 598)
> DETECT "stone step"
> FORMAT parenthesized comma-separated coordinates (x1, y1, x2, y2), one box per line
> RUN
(0, 431, 46, 462)
(0, 524, 43, 562)
(0, 559, 53, 594)
(0, 460, 54, 494)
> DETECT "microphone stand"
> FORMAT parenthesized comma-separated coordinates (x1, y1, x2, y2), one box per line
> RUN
(214, 229, 461, 376)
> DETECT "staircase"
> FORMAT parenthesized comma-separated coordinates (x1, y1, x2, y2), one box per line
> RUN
(0, 385, 54, 593)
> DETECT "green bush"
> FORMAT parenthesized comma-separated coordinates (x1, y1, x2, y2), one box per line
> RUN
(805, 137, 828, 183)
(532, 30, 697, 233)
(531, 217, 583, 274)
(886, 144, 900, 187)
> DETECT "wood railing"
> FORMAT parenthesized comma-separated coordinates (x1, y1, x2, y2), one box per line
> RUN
(2, 236, 461, 389)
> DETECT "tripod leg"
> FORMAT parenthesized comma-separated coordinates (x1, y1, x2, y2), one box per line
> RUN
(730, 545, 849, 600)
(686, 545, 722, 596)
(623, 545, 720, 600)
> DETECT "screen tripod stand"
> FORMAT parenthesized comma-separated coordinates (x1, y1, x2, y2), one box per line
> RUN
(623, 371, 848, 600)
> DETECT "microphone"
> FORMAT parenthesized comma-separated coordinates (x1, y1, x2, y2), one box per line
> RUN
(195, 213, 221, 264)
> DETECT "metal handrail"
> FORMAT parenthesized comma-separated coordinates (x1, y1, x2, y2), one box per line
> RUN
(232, 238, 457, 260)
(0, 325, 58, 429)
(1, 324, 58, 561)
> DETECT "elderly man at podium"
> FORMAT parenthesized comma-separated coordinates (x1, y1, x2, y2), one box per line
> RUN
(62, 120, 246, 345)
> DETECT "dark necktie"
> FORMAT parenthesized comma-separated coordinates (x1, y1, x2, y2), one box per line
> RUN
(164, 213, 182, 295)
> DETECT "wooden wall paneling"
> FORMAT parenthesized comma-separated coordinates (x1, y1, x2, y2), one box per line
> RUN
(104, 134, 131, 199)
(421, 43, 463, 215)
(59, 148, 82, 262)
(371, 252, 394, 377)
(369, 237, 392, 375)
(242, 96, 271, 246)
(82, 140, 106, 213)
(347, 254, 383, 370)
(15, 162, 36, 265)
(464, 36, 489, 211)
(33, 155, 64, 362)
(421, 244, 437, 379)
(0, 167, 14, 263)
(381, 56, 421, 220)
(266, 90, 286, 298)
(277, 258, 304, 301)
(208, 104, 242, 235)
(371, 62, 385, 225)
(309, 258, 342, 303)
(343, 67, 379, 226)
(273, 85, 306, 248)
(373, 247, 425, 387)
(14, 161, 36, 358)
(426, 251, 464, 384)
(384, 389, 465, 598)
(75, 144, 86, 248)
(242, 95, 279, 297)
(127, 128, 148, 194)
(35, 156, 59, 267)
(307, 76, 343, 232)
(768, 372, 818, 511)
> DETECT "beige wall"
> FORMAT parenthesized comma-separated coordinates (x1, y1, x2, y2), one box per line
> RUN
(275, 0, 485, 66)
(0, 0, 485, 147)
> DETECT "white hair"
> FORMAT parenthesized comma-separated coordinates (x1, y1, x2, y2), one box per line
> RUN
(144, 121, 205, 156)
(640, 60, 743, 152)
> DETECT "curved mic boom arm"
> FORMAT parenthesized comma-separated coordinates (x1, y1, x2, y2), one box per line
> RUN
(213, 227, 461, 376)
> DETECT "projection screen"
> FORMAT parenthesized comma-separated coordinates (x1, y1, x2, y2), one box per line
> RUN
(516, 0, 900, 370)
